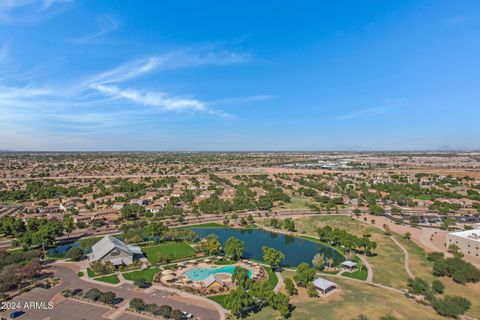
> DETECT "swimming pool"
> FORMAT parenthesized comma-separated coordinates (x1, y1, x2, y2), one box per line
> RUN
(184, 265, 252, 281)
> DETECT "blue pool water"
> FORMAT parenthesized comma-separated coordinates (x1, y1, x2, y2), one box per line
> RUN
(184, 265, 253, 281)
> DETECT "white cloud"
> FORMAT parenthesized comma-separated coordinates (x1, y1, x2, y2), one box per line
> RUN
(87, 49, 250, 85)
(208, 95, 275, 106)
(87, 57, 163, 85)
(0, 0, 72, 24)
(91, 84, 206, 112)
(68, 15, 119, 44)
(337, 107, 385, 120)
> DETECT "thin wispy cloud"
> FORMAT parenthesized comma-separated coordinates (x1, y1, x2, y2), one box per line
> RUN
(88, 50, 250, 85)
(0, 47, 258, 133)
(68, 15, 119, 44)
(337, 107, 385, 120)
(91, 84, 206, 112)
(208, 95, 275, 106)
(0, 0, 72, 24)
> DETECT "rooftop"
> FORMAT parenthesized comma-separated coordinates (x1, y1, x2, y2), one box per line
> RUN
(448, 229, 480, 242)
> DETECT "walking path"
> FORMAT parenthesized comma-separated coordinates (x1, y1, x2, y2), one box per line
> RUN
(390, 236, 414, 279)
(273, 271, 284, 293)
(357, 255, 374, 283)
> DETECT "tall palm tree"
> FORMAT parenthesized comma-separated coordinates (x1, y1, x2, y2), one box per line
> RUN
(326, 257, 334, 269)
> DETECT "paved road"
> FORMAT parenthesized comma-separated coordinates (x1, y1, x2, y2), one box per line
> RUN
(0, 265, 220, 320)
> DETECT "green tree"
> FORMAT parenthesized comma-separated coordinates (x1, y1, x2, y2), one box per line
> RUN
(63, 215, 74, 238)
(262, 246, 285, 270)
(84, 288, 102, 301)
(284, 278, 297, 296)
(225, 286, 254, 317)
(143, 221, 168, 237)
(199, 234, 222, 256)
(130, 297, 146, 311)
(293, 263, 316, 287)
(312, 253, 325, 270)
(99, 291, 116, 305)
(232, 266, 251, 289)
(224, 237, 245, 261)
(407, 277, 429, 295)
(431, 279, 444, 294)
(134, 277, 148, 288)
(66, 247, 84, 261)
(447, 244, 463, 258)
(283, 218, 295, 232)
(306, 282, 318, 297)
(432, 295, 470, 317)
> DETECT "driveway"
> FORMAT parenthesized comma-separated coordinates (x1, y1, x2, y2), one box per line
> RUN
(0, 265, 220, 320)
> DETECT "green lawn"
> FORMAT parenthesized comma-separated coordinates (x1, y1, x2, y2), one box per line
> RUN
(208, 295, 229, 308)
(342, 268, 368, 281)
(294, 215, 409, 289)
(180, 223, 228, 228)
(265, 267, 279, 290)
(123, 267, 160, 283)
(87, 268, 95, 278)
(94, 274, 120, 284)
(142, 242, 196, 264)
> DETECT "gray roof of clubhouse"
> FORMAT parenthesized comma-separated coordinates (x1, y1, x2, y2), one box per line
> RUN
(89, 235, 141, 261)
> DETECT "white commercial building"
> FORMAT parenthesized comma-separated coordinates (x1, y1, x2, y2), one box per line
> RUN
(446, 229, 480, 258)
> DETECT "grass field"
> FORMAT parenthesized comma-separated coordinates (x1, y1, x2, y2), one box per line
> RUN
(265, 267, 278, 290)
(294, 215, 409, 289)
(294, 215, 480, 318)
(342, 267, 368, 281)
(282, 195, 314, 209)
(208, 294, 229, 308)
(94, 274, 120, 284)
(123, 267, 160, 283)
(142, 242, 196, 264)
(248, 272, 441, 320)
(180, 222, 228, 228)
(392, 233, 480, 318)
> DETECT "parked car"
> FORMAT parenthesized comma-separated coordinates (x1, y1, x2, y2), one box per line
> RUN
(182, 311, 193, 319)
(10, 310, 25, 318)
(38, 283, 51, 289)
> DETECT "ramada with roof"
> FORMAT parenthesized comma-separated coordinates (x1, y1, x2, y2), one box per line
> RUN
(88, 235, 143, 266)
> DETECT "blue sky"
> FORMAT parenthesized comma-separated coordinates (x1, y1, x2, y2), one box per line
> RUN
(0, 0, 479, 151)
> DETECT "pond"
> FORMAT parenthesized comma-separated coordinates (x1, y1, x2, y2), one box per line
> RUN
(190, 228, 345, 267)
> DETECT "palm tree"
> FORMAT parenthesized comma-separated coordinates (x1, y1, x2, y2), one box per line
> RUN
(326, 257, 334, 269)
(312, 253, 325, 270)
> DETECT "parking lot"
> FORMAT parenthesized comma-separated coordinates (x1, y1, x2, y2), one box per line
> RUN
(0, 265, 220, 320)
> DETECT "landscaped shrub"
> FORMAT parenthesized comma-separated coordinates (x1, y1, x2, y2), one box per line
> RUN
(432, 295, 471, 317)
(433, 257, 480, 284)
(129, 297, 145, 311)
(84, 288, 102, 301)
(407, 277, 429, 295)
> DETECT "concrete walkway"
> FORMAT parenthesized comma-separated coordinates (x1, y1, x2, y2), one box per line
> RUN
(357, 255, 374, 283)
(390, 236, 414, 279)
(273, 271, 284, 293)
